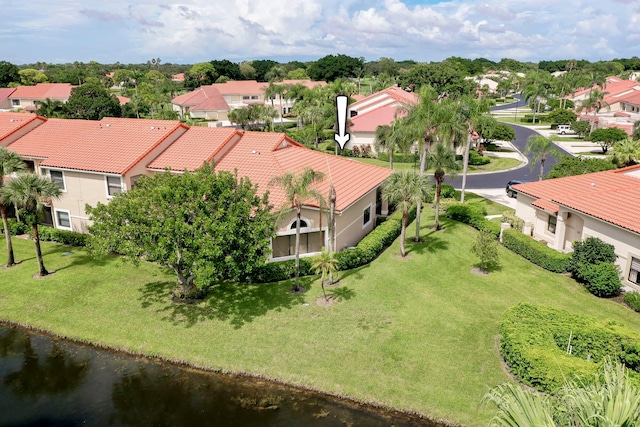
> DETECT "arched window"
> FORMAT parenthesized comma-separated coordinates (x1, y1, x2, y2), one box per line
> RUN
(290, 219, 308, 229)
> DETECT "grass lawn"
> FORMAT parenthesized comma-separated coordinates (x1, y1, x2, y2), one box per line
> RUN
(2, 213, 639, 426)
(352, 157, 522, 173)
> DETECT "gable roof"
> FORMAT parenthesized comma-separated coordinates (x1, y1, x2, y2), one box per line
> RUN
(211, 80, 267, 95)
(0, 87, 16, 103)
(9, 83, 74, 101)
(172, 86, 230, 112)
(9, 117, 187, 175)
(349, 104, 404, 132)
(513, 166, 640, 235)
(0, 112, 45, 145)
(148, 129, 392, 212)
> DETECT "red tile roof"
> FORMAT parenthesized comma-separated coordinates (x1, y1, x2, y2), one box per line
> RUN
(0, 112, 45, 144)
(212, 80, 267, 95)
(172, 86, 229, 111)
(148, 127, 239, 172)
(513, 166, 640, 234)
(9, 117, 187, 174)
(349, 104, 405, 132)
(10, 83, 74, 100)
(350, 86, 418, 111)
(0, 88, 16, 103)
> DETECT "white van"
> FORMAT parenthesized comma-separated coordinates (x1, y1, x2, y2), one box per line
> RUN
(557, 124, 575, 135)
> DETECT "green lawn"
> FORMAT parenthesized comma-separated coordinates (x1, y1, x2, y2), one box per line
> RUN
(2, 213, 639, 426)
(353, 156, 522, 173)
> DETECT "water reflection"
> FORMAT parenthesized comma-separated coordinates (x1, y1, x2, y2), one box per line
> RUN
(0, 326, 437, 427)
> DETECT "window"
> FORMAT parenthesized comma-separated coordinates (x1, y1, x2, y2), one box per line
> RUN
(55, 209, 72, 230)
(363, 205, 371, 227)
(106, 176, 122, 197)
(272, 231, 325, 258)
(251, 95, 259, 100)
(242, 96, 250, 100)
(49, 170, 65, 191)
(290, 219, 308, 229)
(547, 215, 557, 234)
(11, 99, 19, 106)
(629, 257, 640, 285)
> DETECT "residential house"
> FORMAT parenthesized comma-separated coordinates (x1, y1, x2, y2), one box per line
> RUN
(0, 112, 46, 151)
(511, 166, 640, 291)
(8, 83, 74, 111)
(171, 86, 230, 121)
(346, 86, 418, 151)
(148, 129, 392, 260)
(6, 117, 188, 232)
(0, 88, 17, 111)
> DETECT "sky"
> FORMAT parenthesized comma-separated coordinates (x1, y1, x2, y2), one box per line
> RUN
(2, 0, 639, 65)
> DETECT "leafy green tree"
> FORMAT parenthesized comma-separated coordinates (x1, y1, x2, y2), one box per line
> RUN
(228, 107, 252, 130)
(590, 127, 628, 154)
(239, 61, 256, 80)
(0, 148, 26, 267)
(524, 135, 562, 180)
(307, 54, 364, 82)
(0, 61, 19, 88)
(311, 250, 338, 301)
(86, 164, 274, 296)
(471, 230, 500, 272)
(269, 168, 325, 292)
(425, 143, 460, 230)
(382, 170, 432, 257)
(578, 88, 610, 133)
(0, 174, 61, 277)
(572, 120, 591, 139)
(66, 83, 121, 120)
(546, 156, 616, 179)
(251, 59, 279, 82)
(610, 137, 640, 166)
(185, 62, 217, 87)
(286, 68, 310, 80)
(547, 108, 577, 125)
(16, 69, 48, 86)
(36, 98, 66, 118)
(210, 59, 242, 80)
(397, 62, 475, 97)
(374, 120, 412, 170)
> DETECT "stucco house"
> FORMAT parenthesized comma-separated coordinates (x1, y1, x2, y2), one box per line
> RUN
(511, 166, 640, 291)
(346, 86, 418, 151)
(0, 112, 46, 149)
(7, 83, 74, 111)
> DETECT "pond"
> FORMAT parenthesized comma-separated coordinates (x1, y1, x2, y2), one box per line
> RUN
(0, 325, 442, 426)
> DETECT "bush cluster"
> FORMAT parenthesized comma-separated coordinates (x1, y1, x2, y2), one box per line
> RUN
(501, 229, 571, 273)
(570, 237, 621, 298)
(623, 292, 640, 313)
(501, 303, 640, 393)
(456, 150, 491, 166)
(248, 207, 415, 283)
(432, 183, 455, 199)
(31, 226, 88, 247)
(501, 210, 523, 232)
(444, 202, 501, 237)
(0, 218, 29, 236)
(521, 114, 549, 123)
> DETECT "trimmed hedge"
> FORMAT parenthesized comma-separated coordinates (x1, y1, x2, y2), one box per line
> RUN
(624, 292, 640, 313)
(581, 262, 622, 298)
(501, 303, 640, 393)
(30, 226, 88, 247)
(0, 218, 29, 236)
(444, 202, 501, 238)
(248, 207, 416, 283)
(502, 228, 571, 273)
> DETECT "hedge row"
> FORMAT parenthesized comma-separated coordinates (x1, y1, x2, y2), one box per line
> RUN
(248, 207, 416, 283)
(0, 218, 29, 236)
(501, 303, 640, 393)
(444, 202, 501, 237)
(502, 228, 571, 273)
(31, 226, 89, 247)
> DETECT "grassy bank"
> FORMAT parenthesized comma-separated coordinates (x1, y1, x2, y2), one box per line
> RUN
(353, 156, 522, 173)
(2, 211, 639, 426)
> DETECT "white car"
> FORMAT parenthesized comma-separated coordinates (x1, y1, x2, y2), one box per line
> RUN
(557, 124, 575, 135)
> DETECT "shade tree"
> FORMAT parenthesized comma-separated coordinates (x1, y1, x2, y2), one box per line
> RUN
(589, 127, 627, 154)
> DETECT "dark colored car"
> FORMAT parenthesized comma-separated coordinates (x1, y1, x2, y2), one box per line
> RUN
(506, 180, 523, 198)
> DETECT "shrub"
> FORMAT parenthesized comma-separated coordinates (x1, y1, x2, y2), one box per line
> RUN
(501, 211, 523, 231)
(500, 303, 640, 393)
(32, 226, 88, 247)
(471, 230, 500, 271)
(581, 262, 622, 298)
(502, 229, 571, 273)
(570, 237, 617, 282)
(444, 202, 501, 238)
(624, 292, 640, 313)
(0, 218, 29, 236)
(431, 183, 455, 199)
(469, 149, 491, 166)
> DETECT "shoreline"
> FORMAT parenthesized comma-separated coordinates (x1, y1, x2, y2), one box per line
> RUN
(0, 318, 460, 427)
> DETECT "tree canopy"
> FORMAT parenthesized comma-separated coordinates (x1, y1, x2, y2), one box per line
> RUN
(66, 82, 121, 120)
(86, 164, 275, 296)
(307, 54, 364, 82)
(546, 156, 617, 179)
(589, 127, 628, 153)
(0, 61, 19, 88)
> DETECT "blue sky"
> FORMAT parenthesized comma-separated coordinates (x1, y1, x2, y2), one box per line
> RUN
(2, 0, 637, 65)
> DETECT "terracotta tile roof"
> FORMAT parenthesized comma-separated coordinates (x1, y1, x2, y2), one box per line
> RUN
(349, 104, 405, 132)
(0, 112, 45, 144)
(212, 80, 267, 95)
(172, 73, 185, 82)
(350, 86, 418, 111)
(513, 166, 640, 234)
(148, 127, 240, 172)
(211, 131, 392, 211)
(10, 83, 74, 100)
(116, 95, 130, 105)
(0, 88, 16, 103)
(9, 117, 187, 175)
(172, 86, 229, 111)
(278, 80, 327, 89)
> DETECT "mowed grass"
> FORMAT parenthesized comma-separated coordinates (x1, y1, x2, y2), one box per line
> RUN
(353, 156, 523, 173)
(2, 213, 640, 426)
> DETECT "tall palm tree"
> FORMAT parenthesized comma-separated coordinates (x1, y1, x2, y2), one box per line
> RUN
(0, 148, 26, 267)
(524, 135, 562, 181)
(1, 174, 61, 277)
(577, 88, 610, 133)
(269, 168, 325, 292)
(425, 143, 461, 230)
(373, 119, 412, 170)
(522, 70, 552, 124)
(381, 170, 432, 257)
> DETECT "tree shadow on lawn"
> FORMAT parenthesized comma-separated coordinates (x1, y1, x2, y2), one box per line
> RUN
(405, 231, 449, 256)
(139, 277, 314, 329)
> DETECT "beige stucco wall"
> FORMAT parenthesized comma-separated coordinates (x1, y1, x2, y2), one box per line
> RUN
(347, 131, 375, 151)
(335, 188, 378, 250)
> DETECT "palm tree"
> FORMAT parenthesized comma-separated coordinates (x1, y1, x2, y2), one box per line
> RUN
(521, 70, 552, 124)
(425, 143, 461, 230)
(0, 148, 26, 267)
(381, 170, 432, 257)
(269, 168, 325, 292)
(373, 119, 412, 170)
(610, 137, 640, 166)
(524, 135, 563, 181)
(36, 98, 66, 118)
(577, 88, 610, 133)
(311, 250, 338, 301)
(1, 174, 61, 277)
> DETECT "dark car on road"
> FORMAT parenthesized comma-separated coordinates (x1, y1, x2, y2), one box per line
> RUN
(506, 180, 523, 198)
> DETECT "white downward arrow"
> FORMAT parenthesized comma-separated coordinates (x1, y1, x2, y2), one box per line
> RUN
(334, 95, 350, 149)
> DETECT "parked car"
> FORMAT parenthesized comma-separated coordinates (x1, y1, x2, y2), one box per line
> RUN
(557, 124, 575, 135)
(506, 180, 523, 198)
